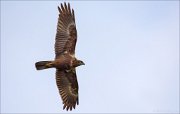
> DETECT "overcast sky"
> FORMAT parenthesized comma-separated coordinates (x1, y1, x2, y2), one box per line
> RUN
(1, 1, 179, 113)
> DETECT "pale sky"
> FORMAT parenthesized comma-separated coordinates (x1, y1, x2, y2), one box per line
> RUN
(1, 1, 179, 113)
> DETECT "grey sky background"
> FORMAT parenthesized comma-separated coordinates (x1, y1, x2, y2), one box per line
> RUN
(1, 1, 179, 113)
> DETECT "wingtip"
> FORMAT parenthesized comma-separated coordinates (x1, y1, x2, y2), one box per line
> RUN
(63, 103, 75, 111)
(66, 105, 70, 111)
(73, 104, 76, 109)
(58, 6, 60, 12)
(64, 2, 68, 11)
(61, 3, 64, 9)
(77, 97, 79, 105)
(70, 106, 72, 111)
(63, 104, 66, 110)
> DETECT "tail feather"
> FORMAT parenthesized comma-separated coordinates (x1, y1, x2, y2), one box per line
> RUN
(35, 61, 53, 70)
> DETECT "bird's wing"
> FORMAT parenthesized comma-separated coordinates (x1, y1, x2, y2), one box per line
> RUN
(55, 3, 77, 58)
(56, 69, 79, 111)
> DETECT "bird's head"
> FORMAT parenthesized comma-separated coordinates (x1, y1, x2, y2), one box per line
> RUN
(77, 60, 85, 66)
(73, 59, 85, 67)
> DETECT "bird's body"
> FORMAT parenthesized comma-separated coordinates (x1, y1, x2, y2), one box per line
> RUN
(53, 53, 74, 69)
(35, 2, 84, 111)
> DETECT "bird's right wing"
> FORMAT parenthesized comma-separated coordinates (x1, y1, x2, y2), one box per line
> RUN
(55, 3, 77, 58)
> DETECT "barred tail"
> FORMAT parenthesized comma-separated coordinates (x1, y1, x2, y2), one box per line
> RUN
(35, 61, 53, 70)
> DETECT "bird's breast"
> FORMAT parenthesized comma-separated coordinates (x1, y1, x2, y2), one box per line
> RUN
(53, 55, 73, 70)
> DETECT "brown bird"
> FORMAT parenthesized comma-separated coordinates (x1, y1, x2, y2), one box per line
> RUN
(35, 2, 84, 111)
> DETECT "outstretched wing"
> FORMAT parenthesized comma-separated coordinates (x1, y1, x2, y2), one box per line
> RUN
(55, 3, 77, 58)
(56, 69, 79, 111)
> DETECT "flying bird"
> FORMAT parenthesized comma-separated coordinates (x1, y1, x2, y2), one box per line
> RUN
(35, 3, 84, 111)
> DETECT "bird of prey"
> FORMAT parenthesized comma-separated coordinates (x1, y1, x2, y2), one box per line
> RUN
(35, 2, 84, 111)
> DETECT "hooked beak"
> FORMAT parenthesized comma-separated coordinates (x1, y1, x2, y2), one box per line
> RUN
(81, 62, 85, 65)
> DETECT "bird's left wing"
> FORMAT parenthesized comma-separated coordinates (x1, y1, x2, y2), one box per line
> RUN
(56, 68, 79, 111)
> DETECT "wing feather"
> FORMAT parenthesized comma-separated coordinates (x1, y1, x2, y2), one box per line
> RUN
(55, 3, 77, 58)
(56, 69, 79, 111)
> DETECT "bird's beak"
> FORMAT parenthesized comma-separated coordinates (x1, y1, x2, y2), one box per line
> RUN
(81, 62, 85, 65)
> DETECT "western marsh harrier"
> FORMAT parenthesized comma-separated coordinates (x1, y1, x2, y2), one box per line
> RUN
(35, 2, 84, 111)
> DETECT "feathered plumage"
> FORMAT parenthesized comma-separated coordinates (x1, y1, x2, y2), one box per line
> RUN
(35, 2, 84, 111)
